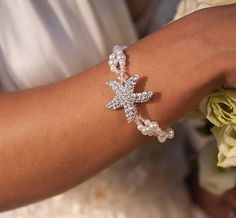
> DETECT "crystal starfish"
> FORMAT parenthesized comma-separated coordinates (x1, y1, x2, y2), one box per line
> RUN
(106, 75, 153, 123)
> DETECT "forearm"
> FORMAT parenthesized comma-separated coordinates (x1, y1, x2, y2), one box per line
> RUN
(0, 10, 224, 210)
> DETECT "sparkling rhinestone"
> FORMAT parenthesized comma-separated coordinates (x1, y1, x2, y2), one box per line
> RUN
(119, 60, 126, 66)
(113, 45, 121, 52)
(108, 60, 113, 66)
(109, 54, 116, 60)
(116, 50, 123, 55)
(117, 54, 126, 60)
(110, 65, 116, 72)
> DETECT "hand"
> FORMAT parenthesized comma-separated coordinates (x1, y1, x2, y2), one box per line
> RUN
(224, 189, 236, 215)
(129, 3, 236, 128)
(191, 183, 236, 218)
(191, 182, 229, 218)
(197, 4, 236, 89)
(185, 4, 236, 89)
(167, 3, 236, 89)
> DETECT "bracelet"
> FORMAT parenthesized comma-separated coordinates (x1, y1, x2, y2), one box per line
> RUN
(106, 45, 174, 143)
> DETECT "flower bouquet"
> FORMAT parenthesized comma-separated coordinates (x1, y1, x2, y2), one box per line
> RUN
(196, 89, 236, 195)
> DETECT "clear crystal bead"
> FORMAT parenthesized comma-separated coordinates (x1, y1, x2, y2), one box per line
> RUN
(158, 134, 167, 143)
(166, 128, 175, 139)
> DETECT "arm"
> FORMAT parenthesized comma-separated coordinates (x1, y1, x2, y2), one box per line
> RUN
(0, 6, 235, 211)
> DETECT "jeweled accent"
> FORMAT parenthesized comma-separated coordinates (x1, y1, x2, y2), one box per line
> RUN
(106, 75, 153, 122)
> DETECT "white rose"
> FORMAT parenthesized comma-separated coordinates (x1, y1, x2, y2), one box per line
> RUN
(199, 141, 236, 195)
(211, 124, 236, 168)
(199, 89, 236, 127)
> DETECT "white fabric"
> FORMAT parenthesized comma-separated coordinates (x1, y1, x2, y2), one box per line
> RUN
(0, 0, 233, 217)
(0, 0, 137, 91)
(174, 0, 236, 19)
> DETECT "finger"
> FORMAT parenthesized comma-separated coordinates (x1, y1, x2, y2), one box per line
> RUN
(224, 190, 236, 209)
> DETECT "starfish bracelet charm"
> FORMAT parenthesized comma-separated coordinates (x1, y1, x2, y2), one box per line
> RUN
(106, 75, 153, 123)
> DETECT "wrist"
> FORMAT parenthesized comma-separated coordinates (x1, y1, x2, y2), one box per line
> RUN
(127, 28, 223, 128)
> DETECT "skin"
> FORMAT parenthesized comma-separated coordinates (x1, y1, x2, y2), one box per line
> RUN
(192, 180, 236, 218)
(0, 4, 235, 212)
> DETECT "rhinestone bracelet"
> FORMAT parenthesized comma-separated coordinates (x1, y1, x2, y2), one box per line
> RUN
(105, 45, 174, 143)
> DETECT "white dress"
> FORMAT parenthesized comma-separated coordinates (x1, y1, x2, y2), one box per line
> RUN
(0, 0, 234, 217)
